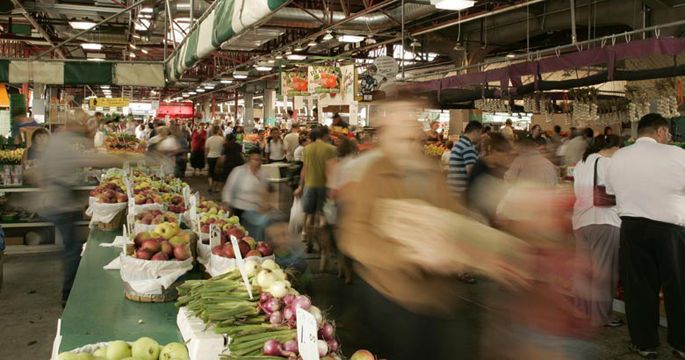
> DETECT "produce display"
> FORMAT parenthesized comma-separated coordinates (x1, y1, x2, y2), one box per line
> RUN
(176, 259, 341, 359)
(57, 337, 189, 360)
(160, 193, 185, 213)
(132, 223, 194, 261)
(133, 189, 162, 205)
(104, 133, 146, 153)
(210, 230, 273, 259)
(423, 143, 447, 157)
(135, 210, 178, 225)
(0, 148, 24, 165)
(90, 181, 128, 203)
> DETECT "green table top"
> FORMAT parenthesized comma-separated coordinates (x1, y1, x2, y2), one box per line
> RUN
(60, 229, 199, 352)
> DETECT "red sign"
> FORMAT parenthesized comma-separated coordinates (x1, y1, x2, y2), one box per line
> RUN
(156, 102, 194, 119)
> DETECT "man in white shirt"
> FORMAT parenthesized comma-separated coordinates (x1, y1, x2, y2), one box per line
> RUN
(283, 124, 300, 162)
(605, 114, 685, 359)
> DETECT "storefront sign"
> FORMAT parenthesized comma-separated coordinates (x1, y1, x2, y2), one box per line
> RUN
(89, 97, 130, 108)
(128, 102, 154, 116)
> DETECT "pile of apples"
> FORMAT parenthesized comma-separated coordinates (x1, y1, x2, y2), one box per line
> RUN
(134, 189, 162, 205)
(199, 211, 237, 234)
(133, 223, 195, 261)
(210, 225, 273, 259)
(58, 337, 189, 360)
(161, 193, 186, 213)
(90, 182, 128, 204)
(135, 210, 177, 225)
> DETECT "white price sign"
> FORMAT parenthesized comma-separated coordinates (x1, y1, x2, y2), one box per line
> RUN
(296, 308, 320, 360)
(230, 235, 253, 299)
(209, 224, 221, 248)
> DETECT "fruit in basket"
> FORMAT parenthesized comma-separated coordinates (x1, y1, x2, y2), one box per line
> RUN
(243, 236, 256, 249)
(159, 342, 190, 360)
(131, 337, 160, 360)
(93, 348, 106, 357)
(173, 244, 191, 261)
(140, 239, 161, 254)
(236, 240, 250, 257)
(246, 249, 262, 257)
(134, 232, 153, 246)
(350, 350, 376, 360)
(227, 227, 245, 239)
(160, 241, 173, 256)
(228, 215, 240, 225)
(257, 242, 273, 256)
(135, 249, 153, 260)
(211, 245, 223, 256)
(222, 244, 236, 258)
(151, 251, 169, 261)
(154, 223, 179, 239)
(106, 340, 132, 360)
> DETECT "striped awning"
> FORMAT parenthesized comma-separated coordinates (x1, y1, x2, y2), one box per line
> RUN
(0, 60, 165, 87)
(166, 0, 288, 83)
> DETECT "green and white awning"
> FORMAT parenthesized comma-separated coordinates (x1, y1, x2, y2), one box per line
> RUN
(166, 0, 288, 83)
(0, 59, 165, 87)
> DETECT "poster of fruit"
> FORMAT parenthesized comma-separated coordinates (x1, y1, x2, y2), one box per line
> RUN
(280, 68, 309, 97)
(308, 66, 342, 94)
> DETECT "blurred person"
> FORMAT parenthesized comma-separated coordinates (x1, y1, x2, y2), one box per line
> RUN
(190, 123, 207, 176)
(265, 128, 286, 163)
(551, 125, 563, 144)
(283, 124, 300, 162)
(479, 125, 492, 156)
(170, 123, 189, 179)
(338, 100, 531, 360)
(571, 135, 623, 328)
(563, 128, 594, 167)
(124, 119, 136, 135)
(93, 121, 107, 149)
(528, 124, 548, 147)
(425, 121, 441, 144)
(222, 148, 272, 241)
(205, 125, 225, 193)
(330, 113, 349, 136)
(288, 135, 309, 193)
(447, 120, 483, 199)
(221, 134, 245, 182)
(257, 129, 267, 154)
(135, 123, 147, 141)
(147, 125, 180, 176)
(502, 118, 515, 141)
(39, 111, 127, 305)
(605, 114, 685, 359)
(22, 128, 50, 168)
(603, 126, 613, 136)
(440, 140, 454, 172)
(505, 139, 558, 188)
(294, 127, 337, 253)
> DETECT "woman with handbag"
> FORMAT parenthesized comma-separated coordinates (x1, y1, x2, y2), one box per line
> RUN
(572, 134, 623, 327)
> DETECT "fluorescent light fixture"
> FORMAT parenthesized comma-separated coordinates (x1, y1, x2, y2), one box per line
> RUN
(140, 7, 154, 13)
(506, 53, 516, 58)
(233, 71, 249, 79)
(129, 44, 137, 49)
(87, 58, 105, 62)
(275, 54, 283, 59)
(293, 45, 304, 52)
(220, 79, 233, 84)
(285, 49, 292, 55)
(431, 0, 476, 10)
(81, 43, 102, 50)
(196, 88, 206, 93)
(337, 34, 365, 43)
(69, 21, 96, 30)
(101, 85, 110, 89)
(105, 95, 112, 98)
(141, 48, 149, 54)
(87, 53, 106, 61)
(176, 3, 191, 9)
(188, 91, 197, 95)
(254, 65, 272, 72)
(132, 34, 141, 39)
(307, 40, 318, 47)
(322, 31, 334, 41)
(286, 54, 307, 61)
(183, 94, 189, 97)
(129, 52, 137, 58)
(410, 39, 421, 47)
(204, 84, 215, 89)
(267, 59, 275, 64)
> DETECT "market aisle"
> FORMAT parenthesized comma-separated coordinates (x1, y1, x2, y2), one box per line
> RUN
(0, 253, 64, 359)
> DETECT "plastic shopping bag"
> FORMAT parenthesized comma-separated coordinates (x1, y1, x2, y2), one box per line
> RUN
(288, 197, 304, 238)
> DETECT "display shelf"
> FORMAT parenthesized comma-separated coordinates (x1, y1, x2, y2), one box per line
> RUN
(1, 221, 54, 228)
(0, 185, 96, 193)
(4, 244, 63, 255)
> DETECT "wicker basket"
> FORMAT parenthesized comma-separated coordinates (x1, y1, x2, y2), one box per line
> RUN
(123, 280, 180, 303)
(96, 209, 126, 231)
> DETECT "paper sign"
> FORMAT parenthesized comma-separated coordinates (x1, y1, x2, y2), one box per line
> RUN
(296, 308, 320, 360)
(123, 161, 130, 173)
(182, 185, 191, 205)
(209, 224, 221, 248)
(230, 235, 253, 299)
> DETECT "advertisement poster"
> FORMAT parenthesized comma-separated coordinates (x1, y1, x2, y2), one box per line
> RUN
(280, 68, 309, 97)
(308, 66, 341, 94)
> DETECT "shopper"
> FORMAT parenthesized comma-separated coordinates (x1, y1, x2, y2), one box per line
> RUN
(283, 124, 300, 162)
(467, 133, 514, 224)
(605, 114, 685, 359)
(603, 126, 613, 136)
(331, 113, 349, 136)
(502, 118, 515, 141)
(190, 124, 207, 176)
(528, 124, 548, 147)
(205, 125, 225, 193)
(505, 138, 558, 188)
(221, 134, 245, 182)
(265, 128, 286, 163)
(563, 127, 594, 167)
(440, 140, 453, 173)
(425, 121, 441, 143)
(294, 127, 337, 253)
(551, 125, 563, 144)
(22, 128, 50, 167)
(293, 135, 308, 163)
(572, 134, 623, 328)
(447, 120, 483, 199)
(170, 123, 189, 179)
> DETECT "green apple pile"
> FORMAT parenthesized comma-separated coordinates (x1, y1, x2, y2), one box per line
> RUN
(132, 223, 195, 261)
(58, 337, 189, 360)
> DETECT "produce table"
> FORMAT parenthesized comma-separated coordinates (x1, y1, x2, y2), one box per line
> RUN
(59, 229, 202, 352)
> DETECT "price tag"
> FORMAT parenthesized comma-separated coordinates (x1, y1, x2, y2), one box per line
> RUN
(296, 308, 320, 360)
(230, 235, 253, 299)
(182, 185, 191, 205)
(123, 161, 130, 174)
(209, 224, 221, 248)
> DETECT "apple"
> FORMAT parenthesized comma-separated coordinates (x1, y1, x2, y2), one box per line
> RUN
(93, 348, 106, 358)
(106, 340, 132, 360)
(227, 227, 244, 239)
(159, 342, 190, 360)
(246, 250, 262, 258)
(160, 241, 173, 256)
(222, 244, 235, 258)
(173, 244, 191, 261)
(228, 215, 240, 225)
(238, 241, 250, 257)
(211, 245, 223, 256)
(151, 251, 169, 261)
(131, 337, 160, 360)
(140, 239, 161, 253)
(116, 193, 128, 203)
(200, 224, 210, 233)
(242, 236, 256, 249)
(222, 223, 233, 232)
(256, 242, 273, 256)
(134, 232, 152, 246)
(169, 235, 186, 247)
(350, 350, 375, 360)
(135, 249, 153, 260)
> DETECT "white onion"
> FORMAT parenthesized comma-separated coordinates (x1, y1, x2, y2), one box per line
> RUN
(257, 270, 276, 289)
(317, 340, 328, 357)
(261, 259, 278, 271)
(308, 305, 323, 326)
(269, 281, 288, 298)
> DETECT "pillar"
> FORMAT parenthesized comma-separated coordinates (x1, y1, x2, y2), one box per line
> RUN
(244, 93, 254, 133)
(263, 89, 276, 126)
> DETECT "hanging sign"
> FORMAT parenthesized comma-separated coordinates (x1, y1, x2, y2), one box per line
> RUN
(281, 68, 310, 97)
(89, 97, 130, 108)
(308, 66, 341, 94)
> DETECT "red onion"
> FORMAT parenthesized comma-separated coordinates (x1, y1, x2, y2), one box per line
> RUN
(283, 339, 298, 353)
(259, 292, 271, 303)
(263, 340, 282, 356)
(269, 311, 283, 325)
(265, 298, 282, 313)
(292, 295, 311, 311)
(283, 294, 295, 305)
(317, 340, 329, 357)
(319, 322, 335, 341)
(283, 306, 294, 321)
(327, 339, 339, 353)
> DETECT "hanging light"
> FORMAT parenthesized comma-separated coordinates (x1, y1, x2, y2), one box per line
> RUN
(285, 49, 292, 55)
(196, 88, 206, 93)
(129, 52, 137, 58)
(69, 20, 96, 30)
(81, 43, 102, 50)
(141, 48, 149, 54)
(431, 0, 476, 11)
(307, 40, 317, 47)
(274, 53, 283, 59)
(254, 63, 272, 72)
(286, 54, 307, 61)
(220, 79, 233, 84)
(188, 91, 197, 95)
(337, 34, 365, 43)
(293, 45, 304, 52)
(322, 31, 334, 41)
(129, 44, 137, 50)
(410, 38, 421, 48)
(233, 71, 249, 79)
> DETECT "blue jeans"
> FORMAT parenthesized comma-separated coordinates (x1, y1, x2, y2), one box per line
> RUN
(46, 211, 81, 301)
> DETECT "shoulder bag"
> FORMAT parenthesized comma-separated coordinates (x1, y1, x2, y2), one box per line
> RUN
(593, 157, 616, 207)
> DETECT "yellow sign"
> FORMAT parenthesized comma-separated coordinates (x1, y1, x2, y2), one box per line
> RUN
(89, 97, 130, 108)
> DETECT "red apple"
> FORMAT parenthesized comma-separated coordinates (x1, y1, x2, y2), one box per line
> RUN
(136, 249, 153, 260)
(227, 227, 244, 239)
(211, 245, 223, 256)
(160, 241, 173, 256)
(151, 251, 169, 261)
(201, 224, 210, 233)
(134, 232, 152, 247)
(173, 244, 191, 261)
(246, 250, 262, 258)
(140, 239, 161, 253)
(238, 241, 250, 257)
(222, 244, 235, 259)
(256, 242, 273, 256)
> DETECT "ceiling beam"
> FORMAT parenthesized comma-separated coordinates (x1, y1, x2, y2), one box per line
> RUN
(9, 0, 66, 59)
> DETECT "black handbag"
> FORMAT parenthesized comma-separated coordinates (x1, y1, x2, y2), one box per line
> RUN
(593, 157, 616, 207)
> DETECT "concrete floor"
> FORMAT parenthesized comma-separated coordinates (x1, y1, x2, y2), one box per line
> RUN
(0, 173, 674, 359)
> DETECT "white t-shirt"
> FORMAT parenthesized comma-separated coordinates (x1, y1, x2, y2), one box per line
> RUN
(606, 137, 685, 226)
(283, 132, 300, 161)
(572, 153, 621, 229)
(205, 135, 225, 158)
(293, 145, 304, 162)
(266, 139, 285, 161)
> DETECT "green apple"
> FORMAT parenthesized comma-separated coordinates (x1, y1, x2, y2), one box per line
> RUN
(159, 342, 190, 360)
(93, 348, 107, 358)
(168, 235, 186, 247)
(228, 216, 240, 225)
(58, 353, 79, 360)
(106, 340, 131, 360)
(75, 353, 94, 360)
(131, 337, 160, 360)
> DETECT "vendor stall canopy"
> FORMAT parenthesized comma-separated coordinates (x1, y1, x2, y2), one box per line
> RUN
(5, 0, 685, 102)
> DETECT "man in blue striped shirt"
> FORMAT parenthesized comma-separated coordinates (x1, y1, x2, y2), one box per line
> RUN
(448, 121, 483, 198)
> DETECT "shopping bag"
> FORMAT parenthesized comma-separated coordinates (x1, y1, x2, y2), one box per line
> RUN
(288, 197, 305, 237)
